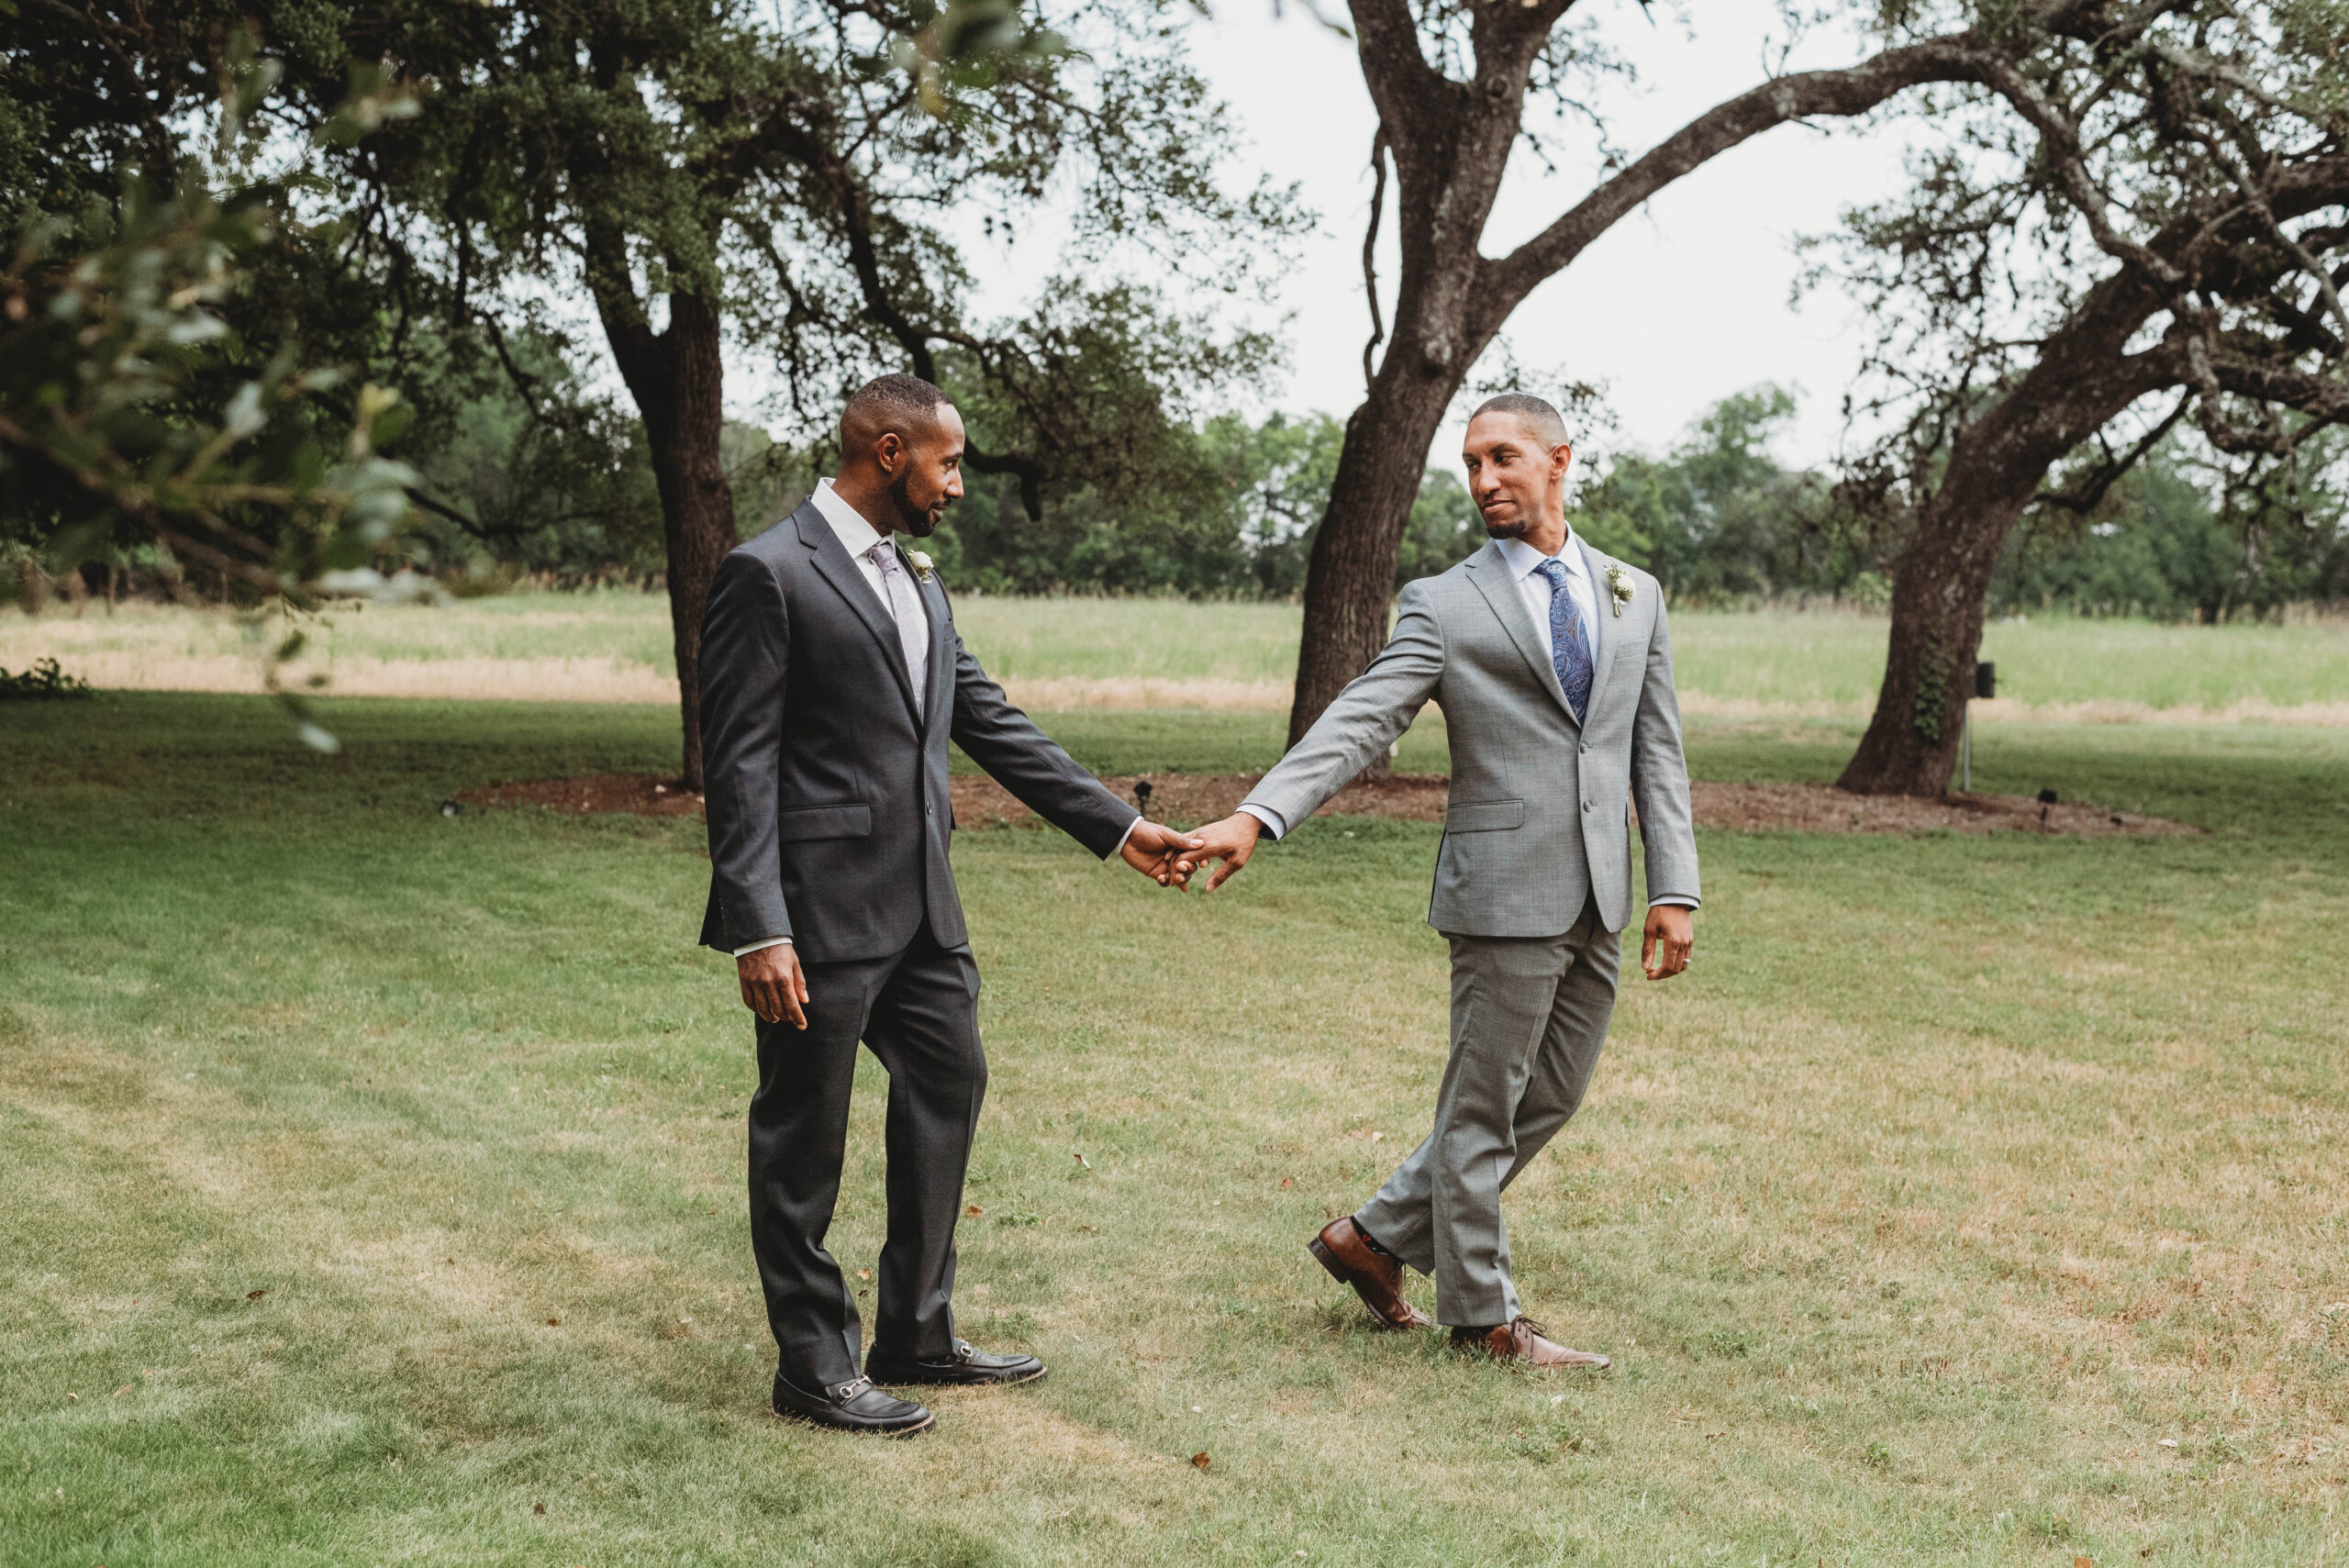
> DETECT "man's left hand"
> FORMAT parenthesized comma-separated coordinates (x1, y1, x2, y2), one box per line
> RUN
(1641, 905, 1694, 980)
(1121, 819, 1206, 887)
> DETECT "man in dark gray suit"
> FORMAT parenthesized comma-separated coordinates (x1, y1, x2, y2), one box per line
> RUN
(698, 373, 1200, 1436)
(1184, 395, 1700, 1370)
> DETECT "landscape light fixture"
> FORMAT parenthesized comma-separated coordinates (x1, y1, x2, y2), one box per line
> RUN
(1133, 779, 1152, 814)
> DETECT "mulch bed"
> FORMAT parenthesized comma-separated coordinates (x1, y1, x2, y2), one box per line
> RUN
(455, 773, 707, 817)
(457, 772, 2196, 838)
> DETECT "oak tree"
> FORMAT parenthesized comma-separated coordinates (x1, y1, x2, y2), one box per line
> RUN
(1819, 0, 2349, 793)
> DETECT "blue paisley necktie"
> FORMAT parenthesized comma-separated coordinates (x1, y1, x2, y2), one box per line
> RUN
(1537, 558, 1593, 721)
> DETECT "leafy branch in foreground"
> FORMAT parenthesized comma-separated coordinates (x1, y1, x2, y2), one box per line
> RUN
(0, 36, 426, 746)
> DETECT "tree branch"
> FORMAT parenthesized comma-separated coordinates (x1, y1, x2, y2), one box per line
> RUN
(1362, 128, 1388, 391)
(1483, 31, 2000, 314)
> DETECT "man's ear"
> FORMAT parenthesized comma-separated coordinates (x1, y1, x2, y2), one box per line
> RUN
(874, 431, 905, 474)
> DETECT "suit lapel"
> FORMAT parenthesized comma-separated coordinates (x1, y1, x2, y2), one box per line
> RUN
(917, 566, 953, 735)
(1464, 541, 1577, 724)
(1576, 536, 1619, 721)
(795, 502, 919, 720)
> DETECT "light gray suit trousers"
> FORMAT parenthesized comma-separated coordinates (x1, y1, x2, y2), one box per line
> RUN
(1242, 537, 1699, 1327)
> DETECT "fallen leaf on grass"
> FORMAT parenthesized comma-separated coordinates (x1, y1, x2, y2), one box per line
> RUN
(857, 1269, 872, 1282)
(2158, 1439, 2177, 1449)
(1074, 1151, 1092, 1170)
(246, 1288, 267, 1301)
(2076, 1556, 2093, 1568)
(966, 1205, 984, 1218)
(533, 1501, 545, 1515)
(1191, 1452, 1210, 1470)
(546, 1318, 562, 1327)
(113, 1385, 130, 1397)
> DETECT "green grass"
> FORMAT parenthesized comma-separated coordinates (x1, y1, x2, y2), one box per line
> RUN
(1673, 610, 2349, 709)
(9, 595, 2348, 708)
(5, 695, 2348, 1565)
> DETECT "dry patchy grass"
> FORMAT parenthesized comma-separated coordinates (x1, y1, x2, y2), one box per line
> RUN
(3, 697, 2346, 1565)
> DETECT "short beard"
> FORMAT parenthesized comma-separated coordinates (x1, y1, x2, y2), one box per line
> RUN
(889, 470, 940, 538)
(1482, 512, 1530, 540)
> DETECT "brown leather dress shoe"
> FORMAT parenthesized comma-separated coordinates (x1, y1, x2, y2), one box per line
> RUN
(1307, 1218, 1432, 1330)
(1451, 1318, 1610, 1369)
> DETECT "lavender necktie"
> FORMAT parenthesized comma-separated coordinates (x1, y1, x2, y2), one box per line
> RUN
(1537, 558, 1593, 721)
(868, 541, 928, 700)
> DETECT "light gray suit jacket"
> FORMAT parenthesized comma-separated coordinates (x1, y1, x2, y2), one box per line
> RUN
(1243, 538, 1699, 937)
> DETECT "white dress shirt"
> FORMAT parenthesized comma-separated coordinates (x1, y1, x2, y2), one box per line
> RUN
(735, 481, 1137, 959)
(1238, 527, 1693, 911)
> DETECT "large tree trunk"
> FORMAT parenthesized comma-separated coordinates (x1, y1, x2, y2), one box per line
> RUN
(1291, 366, 1477, 751)
(596, 284, 739, 792)
(1834, 485, 2015, 795)
(1287, 10, 2002, 748)
(1837, 279, 2178, 794)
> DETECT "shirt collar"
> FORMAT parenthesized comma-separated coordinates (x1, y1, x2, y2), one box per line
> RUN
(1495, 527, 1585, 582)
(812, 477, 888, 560)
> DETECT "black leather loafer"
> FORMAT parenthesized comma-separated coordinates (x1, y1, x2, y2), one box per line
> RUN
(772, 1372, 934, 1436)
(865, 1339, 1046, 1388)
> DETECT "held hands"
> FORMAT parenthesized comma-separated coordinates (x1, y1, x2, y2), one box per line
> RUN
(1641, 904, 1694, 981)
(1181, 812, 1263, 892)
(1121, 819, 1207, 887)
(736, 819, 1205, 1027)
(738, 942, 809, 1029)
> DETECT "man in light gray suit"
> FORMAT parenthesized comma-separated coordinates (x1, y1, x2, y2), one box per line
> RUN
(1182, 394, 1699, 1368)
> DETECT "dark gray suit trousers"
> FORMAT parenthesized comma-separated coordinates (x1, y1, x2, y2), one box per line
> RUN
(750, 920, 982, 1387)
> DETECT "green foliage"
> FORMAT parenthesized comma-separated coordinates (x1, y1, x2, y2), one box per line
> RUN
(1584, 388, 2349, 617)
(0, 657, 94, 700)
(919, 411, 1482, 598)
(0, 27, 432, 744)
(1995, 443, 2349, 621)
(1576, 385, 1872, 604)
(0, 183, 417, 600)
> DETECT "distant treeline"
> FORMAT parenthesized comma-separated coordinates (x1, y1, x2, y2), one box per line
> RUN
(14, 375, 2343, 622)
(1575, 387, 2349, 621)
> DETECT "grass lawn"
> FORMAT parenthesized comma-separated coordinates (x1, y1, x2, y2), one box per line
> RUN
(5, 695, 2347, 1565)
(8, 595, 2348, 712)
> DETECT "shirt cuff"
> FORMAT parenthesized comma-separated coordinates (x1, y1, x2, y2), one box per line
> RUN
(732, 936, 793, 957)
(1113, 814, 1141, 856)
(1238, 803, 1286, 840)
(1647, 896, 1699, 910)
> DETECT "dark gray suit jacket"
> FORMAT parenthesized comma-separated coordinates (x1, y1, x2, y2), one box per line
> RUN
(697, 500, 1139, 963)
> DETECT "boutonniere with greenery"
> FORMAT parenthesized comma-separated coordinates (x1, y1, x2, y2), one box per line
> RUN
(904, 547, 936, 584)
(1603, 562, 1633, 617)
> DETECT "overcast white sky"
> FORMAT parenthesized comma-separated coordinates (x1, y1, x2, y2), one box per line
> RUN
(947, 0, 1924, 477)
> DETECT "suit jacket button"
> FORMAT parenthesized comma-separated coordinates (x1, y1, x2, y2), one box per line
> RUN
(1582, 799, 1592, 812)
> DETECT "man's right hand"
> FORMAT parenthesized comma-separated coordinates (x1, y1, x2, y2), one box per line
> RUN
(1186, 812, 1264, 891)
(738, 943, 808, 1029)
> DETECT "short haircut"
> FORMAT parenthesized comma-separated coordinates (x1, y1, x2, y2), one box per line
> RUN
(841, 373, 952, 450)
(1469, 393, 1569, 450)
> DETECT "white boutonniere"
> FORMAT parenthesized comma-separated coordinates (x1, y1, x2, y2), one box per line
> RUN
(904, 547, 936, 584)
(1604, 562, 1634, 617)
